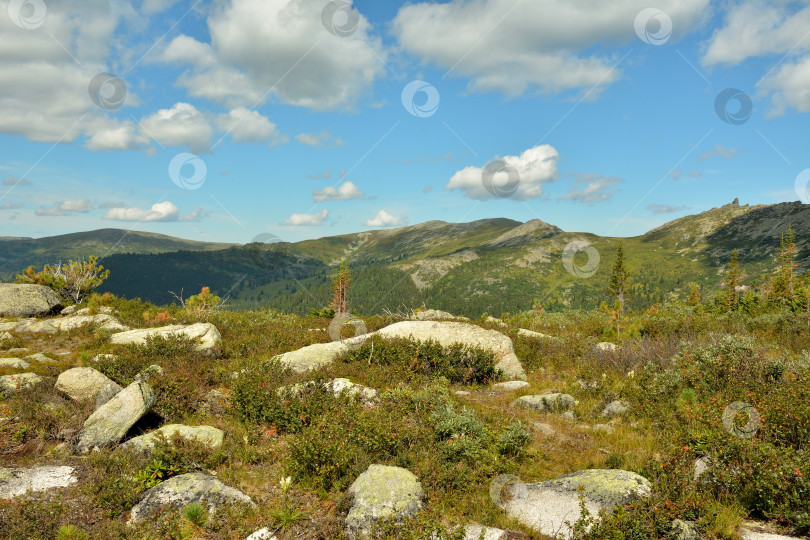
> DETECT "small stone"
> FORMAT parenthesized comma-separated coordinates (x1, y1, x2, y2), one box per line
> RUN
(601, 400, 630, 418)
(561, 411, 576, 420)
(60, 306, 77, 316)
(454, 390, 471, 396)
(530, 422, 555, 436)
(513, 393, 575, 413)
(462, 525, 508, 540)
(123, 424, 225, 453)
(246, 528, 276, 540)
(55, 367, 122, 406)
(595, 342, 617, 352)
(92, 353, 117, 363)
(671, 519, 700, 540)
(592, 424, 615, 433)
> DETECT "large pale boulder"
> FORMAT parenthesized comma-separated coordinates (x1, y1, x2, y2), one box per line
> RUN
(75, 380, 155, 453)
(411, 309, 459, 321)
(123, 424, 224, 453)
(513, 393, 575, 413)
(0, 284, 63, 318)
(0, 314, 127, 334)
(500, 469, 651, 537)
(345, 465, 425, 539)
(55, 367, 121, 406)
(278, 377, 377, 404)
(128, 472, 254, 523)
(375, 321, 526, 380)
(0, 465, 77, 499)
(0, 372, 43, 393)
(272, 335, 368, 373)
(109, 323, 221, 353)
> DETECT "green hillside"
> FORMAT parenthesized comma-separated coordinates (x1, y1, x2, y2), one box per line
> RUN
(90, 200, 810, 317)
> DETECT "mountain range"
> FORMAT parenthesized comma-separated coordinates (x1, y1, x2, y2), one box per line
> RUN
(3, 199, 808, 317)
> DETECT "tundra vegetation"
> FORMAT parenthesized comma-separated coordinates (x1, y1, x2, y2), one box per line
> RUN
(0, 232, 808, 539)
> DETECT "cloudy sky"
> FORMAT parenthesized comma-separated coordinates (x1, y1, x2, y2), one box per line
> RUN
(1, 0, 808, 243)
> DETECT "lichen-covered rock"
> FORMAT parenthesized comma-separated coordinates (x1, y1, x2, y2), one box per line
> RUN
(375, 321, 526, 380)
(500, 469, 651, 537)
(0, 284, 63, 318)
(272, 337, 367, 373)
(55, 367, 122, 406)
(122, 424, 224, 453)
(411, 309, 459, 321)
(0, 314, 127, 334)
(279, 378, 378, 404)
(25, 352, 57, 364)
(75, 380, 155, 453)
(128, 472, 254, 523)
(671, 519, 700, 540)
(109, 323, 221, 354)
(345, 465, 425, 539)
(513, 393, 575, 413)
(0, 465, 78, 499)
(601, 400, 630, 417)
(517, 329, 556, 340)
(492, 380, 529, 392)
(0, 331, 13, 342)
(0, 358, 30, 369)
(0, 372, 43, 393)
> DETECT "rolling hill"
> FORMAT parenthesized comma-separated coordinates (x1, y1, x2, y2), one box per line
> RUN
(80, 199, 810, 317)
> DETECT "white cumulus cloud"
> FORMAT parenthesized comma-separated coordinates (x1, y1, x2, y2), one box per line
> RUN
(102, 201, 202, 222)
(445, 144, 559, 201)
(364, 209, 405, 228)
(559, 173, 623, 203)
(35, 199, 94, 216)
(158, 0, 386, 110)
(139, 103, 213, 154)
(215, 107, 287, 144)
(312, 181, 366, 202)
(393, 0, 708, 97)
(283, 209, 328, 226)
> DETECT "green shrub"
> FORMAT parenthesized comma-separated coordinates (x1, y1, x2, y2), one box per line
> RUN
(342, 336, 500, 385)
(15, 255, 109, 303)
(496, 421, 531, 457)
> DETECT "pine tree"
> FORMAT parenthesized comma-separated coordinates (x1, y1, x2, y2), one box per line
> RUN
(724, 249, 741, 310)
(330, 262, 351, 315)
(609, 243, 630, 315)
(771, 225, 797, 300)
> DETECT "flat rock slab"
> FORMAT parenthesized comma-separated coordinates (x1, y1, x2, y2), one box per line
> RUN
(128, 472, 254, 523)
(345, 464, 425, 539)
(513, 393, 575, 413)
(272, 336, 368, 373)
(0, 358, 30, 369)
(501, 469, 651, 538)
(375, 321, 526, 380)
(411, 309, 462, 321)
(0, 314, 128, 334)
(517, 329, 556, 340)
(109, 323, 221, 353)
(55, 367, 122, 406)
(0, 466, 77, 499)
(0, 284, 63, 318)
(25, 352, 57, 364)
(741, 528, 805, 540)
(76, 380, 155, 453)
(0, 372, 43, 393)
(493, 381, 529, 392)
(123, 424, 225, 452)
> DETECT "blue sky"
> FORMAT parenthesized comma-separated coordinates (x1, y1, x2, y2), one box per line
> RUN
(0, 0, 808, 244)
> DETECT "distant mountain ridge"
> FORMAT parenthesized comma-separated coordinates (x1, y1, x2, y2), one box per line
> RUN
(4, 200, 809, 316)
